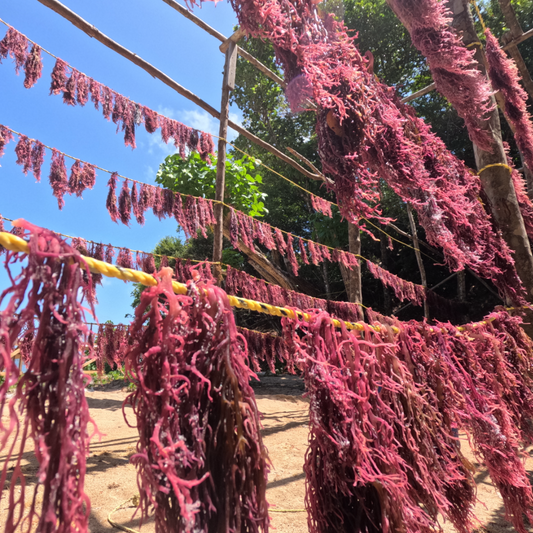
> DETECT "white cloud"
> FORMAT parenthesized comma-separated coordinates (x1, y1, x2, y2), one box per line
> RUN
(145, 106, 244, 157)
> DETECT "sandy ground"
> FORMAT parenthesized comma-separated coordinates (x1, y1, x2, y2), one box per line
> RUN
(1, 374, 532, 532)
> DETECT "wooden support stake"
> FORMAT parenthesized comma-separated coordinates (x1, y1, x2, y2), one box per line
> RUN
(213, 41, 238, 280)
(406, 205, 429, 319)
(220, 27, 246, 53)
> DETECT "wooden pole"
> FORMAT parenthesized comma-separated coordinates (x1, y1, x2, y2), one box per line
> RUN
(213, 42, 238, 280)
(406, 205, 429, 319)
(36, 0, 323, 183)
(447, 0, 533, 331)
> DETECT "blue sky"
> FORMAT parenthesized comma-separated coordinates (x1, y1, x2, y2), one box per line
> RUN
(0, 0, 241, 323)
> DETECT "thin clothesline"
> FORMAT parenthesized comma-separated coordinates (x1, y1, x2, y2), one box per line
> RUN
(2, 125, 418, 281)
(0, 19, 437, 260)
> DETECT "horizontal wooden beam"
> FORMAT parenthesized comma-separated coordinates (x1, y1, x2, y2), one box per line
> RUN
(161, 0, 286, 88)
(401, 28, 533, 103)
(37, 0, 322, 181)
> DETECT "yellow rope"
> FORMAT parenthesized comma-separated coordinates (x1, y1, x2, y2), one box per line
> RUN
(107, 497, 140, 533)
(470, 0, 487, 32)
(2, 231, 531, 336)
(0, 231, 383, 333)
(477, 163, 514, 175)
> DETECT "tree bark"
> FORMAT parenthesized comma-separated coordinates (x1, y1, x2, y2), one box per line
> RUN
(380, 232, 393, 316)
(457, 270, 466, 302)
(449, 0, 533, 334)
(339, 221, 363, 319)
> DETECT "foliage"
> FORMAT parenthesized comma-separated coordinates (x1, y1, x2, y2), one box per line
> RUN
(156, 151, 267, 217)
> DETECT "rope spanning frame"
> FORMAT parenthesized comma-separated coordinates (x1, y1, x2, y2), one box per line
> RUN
(1, 123, 431, 288)
(0, 230, 391, 333)
(478, 163, 515, 175)
(2, 229, 519, 335)
(0, 17, 431, 260)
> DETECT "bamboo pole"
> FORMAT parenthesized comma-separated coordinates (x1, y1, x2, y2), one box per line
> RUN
(213, 42, 238, 280)
(36, 0, 323, 182)
(160, 0, 287, 88)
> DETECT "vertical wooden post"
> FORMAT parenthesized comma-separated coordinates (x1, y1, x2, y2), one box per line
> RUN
(447, 0, 533, 317)
(407, 205, 429, 319)
(213, 41, 238, 281)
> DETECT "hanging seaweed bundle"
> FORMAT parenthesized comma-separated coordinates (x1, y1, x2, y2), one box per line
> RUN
(485, 28, 533, 174)
(123, 268, 269, 532)
(0, 26, 29, 75)
(48, 149, 69, 209)
(228, 0, 525, 302)
(386, 0, 493, 150)
(0, 219, 97, 533)
(387, 312, 533, 533)
(0, 124, 14, 158)
(292, 312, 477, 533)
(366, 260, 426, 306)
(310, 194, 333, 218)
(238, 326, 296, 374)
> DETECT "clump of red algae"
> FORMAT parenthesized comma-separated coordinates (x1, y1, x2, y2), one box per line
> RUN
(288, 311, 476, 533)
(123, 267, 270, 532)
(227, 0, 526, 304)
(485, 28, 533, 175)
(0, 219, 99, 533)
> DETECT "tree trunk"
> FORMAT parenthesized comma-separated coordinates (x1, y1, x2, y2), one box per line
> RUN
(457, 270, 466, 302)
(339, 221, 363, 319)
(449, 0, 533, 334)
(222, 213, 322, 297)
(380, 232, 393, 316)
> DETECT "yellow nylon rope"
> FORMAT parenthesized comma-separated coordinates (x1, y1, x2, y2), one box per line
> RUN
(470, 0, 487, 32)
(2, 231, 525, 335)
(0, 231, 380, 333)
(478, 163, 514, 175)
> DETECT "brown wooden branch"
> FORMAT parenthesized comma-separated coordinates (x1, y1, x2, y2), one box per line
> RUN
(220, 27, 246, 53)
(160, 0, 287, 88)
(286, 147, 322, 176)
(36, 0, 322, 182)
(401, 83, 436, 103)
(401, 28, 533, 103)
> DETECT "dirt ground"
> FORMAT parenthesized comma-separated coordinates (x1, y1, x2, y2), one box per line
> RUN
(1, 374, 532, 532)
